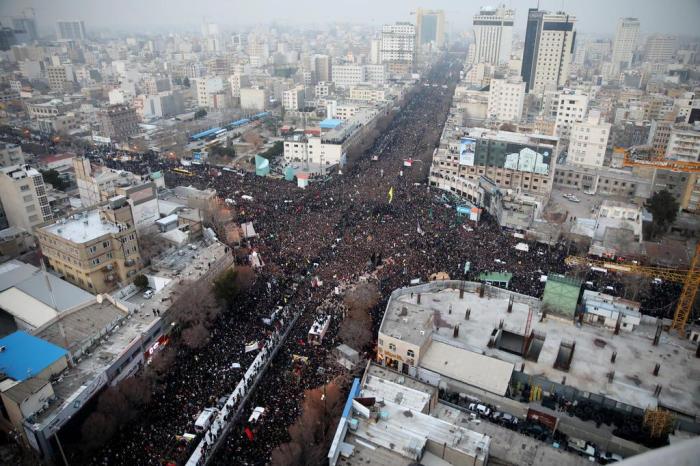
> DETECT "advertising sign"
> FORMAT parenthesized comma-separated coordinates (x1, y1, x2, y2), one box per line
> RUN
(459, 137, 476, 166)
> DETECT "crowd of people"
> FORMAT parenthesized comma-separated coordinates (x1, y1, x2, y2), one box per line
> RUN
(69, 54, 679, 466)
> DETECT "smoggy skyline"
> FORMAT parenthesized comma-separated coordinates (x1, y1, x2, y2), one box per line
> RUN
(1, 0, 699, 37)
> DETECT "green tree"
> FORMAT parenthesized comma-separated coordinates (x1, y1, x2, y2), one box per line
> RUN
(260, 141, 284, 158)
(194, 108, 207, 119)
(183, 76, 190, 88)
(210, 144, 236, 158)
(40, 169, 68, 190)
(645, 189, 679, 238)
(133, 274, 149, 289)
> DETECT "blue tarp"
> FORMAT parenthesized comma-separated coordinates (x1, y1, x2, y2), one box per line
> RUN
(0, 331, 68, 381)
(320, 118, 343, 129)
(255, 155, 270, 177)
(341, 378, 361, 419)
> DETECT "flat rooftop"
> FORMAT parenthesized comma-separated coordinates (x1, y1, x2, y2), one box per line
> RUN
(386, 284, 700, 417)
(43, 210, 118, 243)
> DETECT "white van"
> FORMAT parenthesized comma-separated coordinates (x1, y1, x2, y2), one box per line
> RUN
(194, 407, 218, 433)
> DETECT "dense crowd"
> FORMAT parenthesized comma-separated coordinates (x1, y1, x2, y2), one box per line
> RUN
(67, 54, 681, 466)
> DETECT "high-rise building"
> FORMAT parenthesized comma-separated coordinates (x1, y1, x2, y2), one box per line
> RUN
(0, 165, 53, 231)
(415, 8, 445, 48)
(47, 65, 73, 92)
(568, 110, 611, 167)
(56, 20, 86, 41)
(611, 18, 640, 73)
(12, 16, 37, 43)
(370, 38, 382, 64)
(645, 34, 677, 63)
(0, 143, 25, 168)
(521, 9, 576, 93)
(472, 5, 515, 65)
(380, 23, 416, 75)
(487, 76, 525, 123)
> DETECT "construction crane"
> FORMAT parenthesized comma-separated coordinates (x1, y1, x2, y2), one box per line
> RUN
(565, 243, 700, 336)
(615, 147, 700, 173)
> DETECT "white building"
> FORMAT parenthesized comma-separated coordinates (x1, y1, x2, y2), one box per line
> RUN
(0, 143, 24, 168)
(0, 165, 53, 231)
(487, 76, 525, 123)
(315, 81, 335, 99)
(611, 18, 640, 73)
(240, 88, 267, 111)
(666, 123, 700, 162)
(521, 9, 576, 93)
(554, 90, 589, 141)
(568, 110, 611, 167)
(380, 23, 416, 74)
(195, 77, 228, 109)
(472, 6, 515, 65)
(282, 85, 305, 111)
(645, 34, 676, 62)
(363, 64, 387, 86)
(370, 38, 382, 64)
(582, 290, 641, 332)
(228, 73, 250, 99)
(331, 64, 365, 88)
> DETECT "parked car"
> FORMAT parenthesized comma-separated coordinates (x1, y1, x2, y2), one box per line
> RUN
(599, 451, 623, 464)
(143, 289, 154, 299)
(468, 403, 491, 417)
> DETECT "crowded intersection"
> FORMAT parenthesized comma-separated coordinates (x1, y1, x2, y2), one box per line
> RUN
(70, 55, 676, 466)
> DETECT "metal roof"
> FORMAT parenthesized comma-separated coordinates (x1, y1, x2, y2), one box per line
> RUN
(0, 331, 67, 381)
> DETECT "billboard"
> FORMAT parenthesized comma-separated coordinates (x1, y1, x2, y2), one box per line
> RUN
(503, 146, 551, 175)
(459, 137, 476, 166)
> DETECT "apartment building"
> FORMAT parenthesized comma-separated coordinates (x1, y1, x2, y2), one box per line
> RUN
(240, 88, 267, 111)
(36, 196, 142, 293)
(47, 65, 73, 92)
(350, 85, 387, 102)
(568, 110, 611, 167)
(666, 123, 700, 162)
(380, 22, 416, 75)
(97, 104, 139, 141)
(282, 85, 305, 110)
(487, 76, 525, 123)
(0, 143, 24, 167)
(0, 165, 53, 231)
(331, 64, 365, 88)
(554, 90, 589, 141)
(315, 81, 335, 98)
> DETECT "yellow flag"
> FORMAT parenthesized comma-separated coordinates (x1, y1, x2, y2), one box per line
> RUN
(388, 186, 394, 203)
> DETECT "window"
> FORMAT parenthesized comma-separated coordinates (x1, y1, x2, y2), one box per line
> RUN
(407, 349, 415, 358)
(388, 343, 396, 351)
(20, 184, 30, 191)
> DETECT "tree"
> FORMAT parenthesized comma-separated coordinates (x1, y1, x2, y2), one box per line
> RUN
(81, 412, 116, 449)
(213, 268, 238, 307)
(182, 323, 211, 349)
(260, 141, 284, 158)
(40, 169, 68, 190)
(133, 274, 149, 289)
(645, 190, 679, 238)
(209, 144, 236, 159)
(183, 76, 190, 88)
(194, 108, 207, 119)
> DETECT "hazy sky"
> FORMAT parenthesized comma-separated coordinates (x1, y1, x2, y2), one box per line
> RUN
(2, 0, 699, 36)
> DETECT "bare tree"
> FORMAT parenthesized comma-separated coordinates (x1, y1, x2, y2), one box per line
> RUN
(339, 282, 380, 350)
(81, 412, 117, 449)
(119, 376, 153, 408)
(182, 323, 211, 349)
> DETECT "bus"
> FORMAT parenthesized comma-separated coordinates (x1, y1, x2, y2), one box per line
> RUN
(172, 168, 194, 176)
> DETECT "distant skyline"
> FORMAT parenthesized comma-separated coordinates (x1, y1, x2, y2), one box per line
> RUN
(1, 0, 699, 37)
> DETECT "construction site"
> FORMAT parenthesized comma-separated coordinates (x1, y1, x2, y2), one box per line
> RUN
(374, 279, 700, 456)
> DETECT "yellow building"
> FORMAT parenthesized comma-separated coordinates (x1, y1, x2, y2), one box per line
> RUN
(36, 196, 142, 293)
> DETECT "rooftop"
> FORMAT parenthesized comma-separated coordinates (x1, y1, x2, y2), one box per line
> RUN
(0, 331, 67, 382)
(43, 210, 119, 243)
(383, 283, 700, 418)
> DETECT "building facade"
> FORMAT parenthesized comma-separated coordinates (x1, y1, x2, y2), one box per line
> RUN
(36, 197, 142, 293)
(97, 105, 139, 141)
(0, 165, 52, 231)
(568, 110, 611, 167)
(521, 9, 576, 93)
(487, 76, 525, 123)
(472, 6, 514, 65)
(611, 18, 640, 73)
